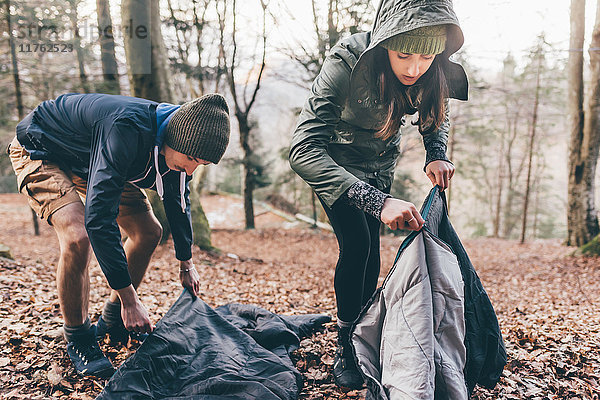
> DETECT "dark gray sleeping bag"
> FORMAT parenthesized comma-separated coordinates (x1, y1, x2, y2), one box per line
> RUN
(97, 293, 330, 400)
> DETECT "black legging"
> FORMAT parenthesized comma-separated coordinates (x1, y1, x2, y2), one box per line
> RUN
(321, 192, 384, 323)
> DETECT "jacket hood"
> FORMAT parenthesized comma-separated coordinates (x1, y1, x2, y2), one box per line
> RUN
(370, 0, 463, 55)
(350, 0, 468, 100)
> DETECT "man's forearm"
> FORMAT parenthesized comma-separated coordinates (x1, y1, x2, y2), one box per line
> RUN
(116, 284, 139, 307)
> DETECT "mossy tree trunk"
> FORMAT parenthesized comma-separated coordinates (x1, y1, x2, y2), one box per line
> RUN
(579, 234, 600, 256)
(123, 0, 211, 248)
(190, 169, 212, 250)
(220, 0, 268, 229)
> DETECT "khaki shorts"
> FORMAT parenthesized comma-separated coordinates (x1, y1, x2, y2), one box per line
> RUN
(7, 137, 151, 223)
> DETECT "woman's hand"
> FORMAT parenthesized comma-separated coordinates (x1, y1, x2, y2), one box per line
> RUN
(425, 160, 455, 190)
(179, 259, 201, 297)
(380, 198, 424, 231)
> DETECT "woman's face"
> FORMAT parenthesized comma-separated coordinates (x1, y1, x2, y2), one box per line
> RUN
(387, 50, 436, 86)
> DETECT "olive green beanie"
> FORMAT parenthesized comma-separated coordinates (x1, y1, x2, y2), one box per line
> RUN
(165, 93, 230, 164)
(381, 25, 447, 55)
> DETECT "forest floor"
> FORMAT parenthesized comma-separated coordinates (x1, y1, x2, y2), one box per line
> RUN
(0, 193, 599, 399)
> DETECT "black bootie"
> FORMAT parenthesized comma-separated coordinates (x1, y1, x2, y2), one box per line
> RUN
(332, 326, 364, 389)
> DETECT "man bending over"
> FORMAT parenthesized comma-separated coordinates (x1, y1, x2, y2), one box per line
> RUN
(8, 93, 230, 378)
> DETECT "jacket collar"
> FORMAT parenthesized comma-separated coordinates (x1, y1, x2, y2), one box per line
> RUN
(154, 103, 187, 213)
(155, 103, 180, 147)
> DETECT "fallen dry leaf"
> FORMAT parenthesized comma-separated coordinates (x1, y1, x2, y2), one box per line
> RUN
(47, 363, 62, 387)
(0, 193, 598, 399)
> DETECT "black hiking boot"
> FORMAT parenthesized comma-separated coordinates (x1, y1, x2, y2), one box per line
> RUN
(96, 316, 148, 345)
(66, 326, 115, 379)
(333, 327, 364, 390)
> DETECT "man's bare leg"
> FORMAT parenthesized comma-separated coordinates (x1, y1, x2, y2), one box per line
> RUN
(47, 201, 113, 376)
(50, 202, 91, 327)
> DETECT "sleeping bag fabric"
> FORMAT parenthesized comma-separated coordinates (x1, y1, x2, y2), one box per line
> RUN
(351, 187, 506, 399)
(97, 293, 330, 400)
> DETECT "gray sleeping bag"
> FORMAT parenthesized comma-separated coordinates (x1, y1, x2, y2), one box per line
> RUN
(351, 187, 506, 399)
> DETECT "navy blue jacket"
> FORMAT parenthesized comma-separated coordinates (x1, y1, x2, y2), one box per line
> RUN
(16, 93, 193, 290)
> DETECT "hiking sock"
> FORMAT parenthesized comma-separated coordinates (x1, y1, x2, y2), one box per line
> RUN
(102, 300, 123, 328)
(63, 317, 92, 343)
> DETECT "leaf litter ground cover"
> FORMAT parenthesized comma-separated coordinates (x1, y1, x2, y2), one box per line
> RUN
(0, 193, 598, 399)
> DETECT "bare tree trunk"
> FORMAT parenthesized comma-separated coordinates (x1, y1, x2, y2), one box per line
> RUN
(581, 0, 600, 239)
(4, 0, 40, 235)
(567, 0, 600, 246)
(167, 0, 192, 97)
(446, 104, 460, 215)
(167, 0, 187, 63)
(311, 191, 318, 228)
(237, 114, 256, 229)
(123, 0, 172, 240)
(492, 138, 505, 238)
(532, 173, 541, 238)
(223, 0, 267, 229)
(311, 0, 325, 66)
(30, 205, 40, 235)
(327, 0, 339, 50)
(214, 0, 227, 93)
(192, 0, 211, 95)
(5, 0, 23, 119)
(189, 168, 212, 250)
(122, 0, 173, 102)
(67, 0, 90, 93)
(567, 0, 587, 246)
(502, 115, 528, 238)
(520, 45, 542, 244)
(191, 0, 203, 96)
(96, 0, 121, 94)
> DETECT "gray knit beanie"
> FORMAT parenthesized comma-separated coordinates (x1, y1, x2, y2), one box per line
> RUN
(165, 93, 230, 164)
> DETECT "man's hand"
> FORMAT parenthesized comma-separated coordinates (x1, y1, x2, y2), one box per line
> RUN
(380, 198, 425, 231)
(425, 160, 455, 190)
(116, 285, 153, 334)
(179, 259, 200, 297)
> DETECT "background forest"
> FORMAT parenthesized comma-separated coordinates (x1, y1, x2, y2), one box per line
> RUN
(2, 0, 599, 245)
(2, 1, 600, 399)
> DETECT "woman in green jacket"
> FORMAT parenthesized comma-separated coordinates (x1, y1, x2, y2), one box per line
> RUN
(289, 0, 468, 389)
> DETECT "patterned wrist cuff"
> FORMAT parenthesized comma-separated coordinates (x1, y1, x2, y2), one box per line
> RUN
(345, 180, 391, 221)
(424, 146, 451, 170)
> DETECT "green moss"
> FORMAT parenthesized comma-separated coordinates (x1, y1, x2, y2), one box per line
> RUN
(147, 181, 215, 251)
(189, 181, 214, 251)
(580, 234, 600, 256)
(190, 194, 213, 251)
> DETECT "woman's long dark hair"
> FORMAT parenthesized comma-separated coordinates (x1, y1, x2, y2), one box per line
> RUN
(374, 46, 449, 140)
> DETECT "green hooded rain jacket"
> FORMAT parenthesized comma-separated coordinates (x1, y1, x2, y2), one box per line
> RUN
(289, 0, 468, 208)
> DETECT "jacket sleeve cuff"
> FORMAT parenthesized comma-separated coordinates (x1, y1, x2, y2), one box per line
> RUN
(424, 144, 452, 171)
(344, 180, 391, 221)
(175, 248, 193, 262)
(108, 276, 133, 291)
